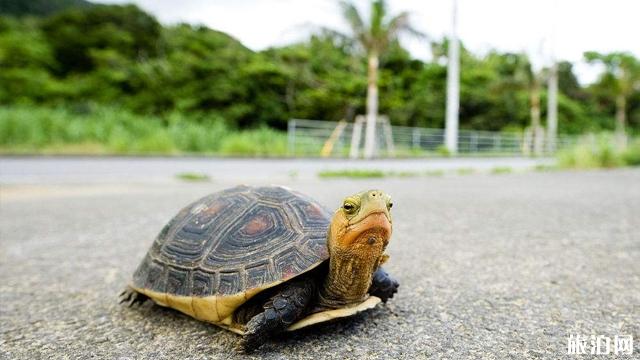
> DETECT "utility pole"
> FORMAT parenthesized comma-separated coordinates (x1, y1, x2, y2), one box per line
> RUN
(546, 0, 558, 154)
(547, 62, 558, 154)
(445, 0, 460, 155)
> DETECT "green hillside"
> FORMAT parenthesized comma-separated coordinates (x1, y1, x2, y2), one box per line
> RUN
(0, 0, 93, 17)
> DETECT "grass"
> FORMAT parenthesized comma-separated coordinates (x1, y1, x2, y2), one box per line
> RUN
(425, 169, 445, 177)
(623, 140, 640, 166)
(557, 134, 640, 169)
(533, 164, 558, 172)
(456, 168, 475, 175)
(318, 166, 533, 178)
(318, 169, 387, 178)
(288, 170, 299, 179)
(318, 167, 509, 179)
(491, 166, 513, 175)
(317, 169, 425, 179)
(176, 172, 210, 182)
(394, 171, 421, 177)
(0, 105, 289, 156)
(436, 145, 451, 157)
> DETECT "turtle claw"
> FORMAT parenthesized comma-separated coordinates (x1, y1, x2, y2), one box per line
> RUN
(382, 278, 400, 303)
(118, 286, 149, 307)
(237, 335, 261, 354)
(239, 315, 268, 353)
(369, 268, 400, 303)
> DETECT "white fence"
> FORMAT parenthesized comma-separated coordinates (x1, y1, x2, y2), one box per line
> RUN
(287, 118, 578, 157)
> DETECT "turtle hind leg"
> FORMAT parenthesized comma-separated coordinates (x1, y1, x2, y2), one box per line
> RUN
(118, 286, 149, 307)
(238, 277, 316, 353)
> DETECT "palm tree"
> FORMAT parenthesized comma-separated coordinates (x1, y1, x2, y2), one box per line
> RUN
(338, 0, 423, 158)
(585, 52, 640, 149)
(509, 53, 544, 156)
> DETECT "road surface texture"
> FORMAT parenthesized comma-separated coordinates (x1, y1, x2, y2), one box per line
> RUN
(1, 159, 638, 359)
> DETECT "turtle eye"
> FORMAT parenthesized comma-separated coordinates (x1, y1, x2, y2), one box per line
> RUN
(343, 202, 357, 214)
(387, 202, 393, 210)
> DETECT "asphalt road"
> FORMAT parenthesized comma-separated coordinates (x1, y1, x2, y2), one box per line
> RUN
(0, 156, 553, 184)
(1, 160, 638, 359)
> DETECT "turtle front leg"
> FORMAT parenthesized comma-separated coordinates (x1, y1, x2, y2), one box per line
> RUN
(240, 277, 316, 353)
(368, 267, 399, 303)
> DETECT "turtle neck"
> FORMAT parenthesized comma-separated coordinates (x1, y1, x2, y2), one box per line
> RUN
(317, 243, 382, 309)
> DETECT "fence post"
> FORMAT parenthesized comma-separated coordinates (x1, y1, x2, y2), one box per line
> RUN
(287, 119, 296, 156)
(349, 116, 364, 159)
(522, 129, 532, 156)
(412, 128, 420, 149)
(471, 133, 478, 152)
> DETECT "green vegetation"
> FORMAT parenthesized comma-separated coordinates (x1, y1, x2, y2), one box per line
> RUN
(623, 140, 640, 165)
(0, 0, 93, 17)
(491, 166, 513, 174)
(436, 145, 451, 157)
(318, 167, 540, 178)
(318, 169, 387, 178)
(533, 164, 558, 172)
(219, 128, 288, 157)
(335, 0, 423, 157)
(0, 3, 638, 155)
(584, 52, 640, 146)
(557, 135, 640, 169)
(318, 169, 427, 178)
(0, 105, 286, 155)
(394, 171, 421, 177)
(456, 168, 475, 175)
(176, 172, 210, 182)
(425, 169, 445, 176)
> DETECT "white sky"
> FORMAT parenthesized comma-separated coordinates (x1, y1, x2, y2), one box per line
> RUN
(97, 0, 640, 84)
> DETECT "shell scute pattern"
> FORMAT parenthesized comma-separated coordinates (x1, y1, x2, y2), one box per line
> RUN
(133, 186, 332, 297)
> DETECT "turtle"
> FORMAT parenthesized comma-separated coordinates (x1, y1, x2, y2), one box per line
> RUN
(120, 185, 398, 351)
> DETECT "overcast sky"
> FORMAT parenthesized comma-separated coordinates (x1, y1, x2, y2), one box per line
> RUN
(97, 0, 639, 84)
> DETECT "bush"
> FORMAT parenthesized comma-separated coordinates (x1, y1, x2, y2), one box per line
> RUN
(0, 105, 289, 156)
(623, 140, 640, 166)
(557, 134, 629, 169)
(219, 127, 288, 156)
(436, 145, 450, 157)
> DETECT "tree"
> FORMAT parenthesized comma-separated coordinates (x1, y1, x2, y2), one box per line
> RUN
(585, 51, 640, 148)
(265, 33, 366, 124)
(337, 0, 423, 158)
(41, 4, 161, 75)
(0, 0, 93, 17)
(492, 52, 544, 155)
(0, 16, 62, 103)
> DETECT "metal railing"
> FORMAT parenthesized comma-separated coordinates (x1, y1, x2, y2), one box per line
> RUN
(288, 118, 578, 157)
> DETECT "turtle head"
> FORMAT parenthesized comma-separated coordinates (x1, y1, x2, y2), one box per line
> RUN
(328, 189, 393, 255)
(319, 190, 394, 307)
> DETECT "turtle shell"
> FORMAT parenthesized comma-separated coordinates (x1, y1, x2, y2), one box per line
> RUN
(132, 185, 331, 300)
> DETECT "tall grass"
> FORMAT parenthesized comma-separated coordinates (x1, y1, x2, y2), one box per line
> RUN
(557, 134, 640, 169)
(0, 105, 288, 156)
(623, 139, 640, 166)
(219, 127, 287, 156)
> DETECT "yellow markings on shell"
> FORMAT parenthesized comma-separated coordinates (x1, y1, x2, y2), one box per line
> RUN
(134, 285, 381, 335)
(132, 282, 281, 324)
(287, 296, 381, 331)
(165, 293, 193, 316)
